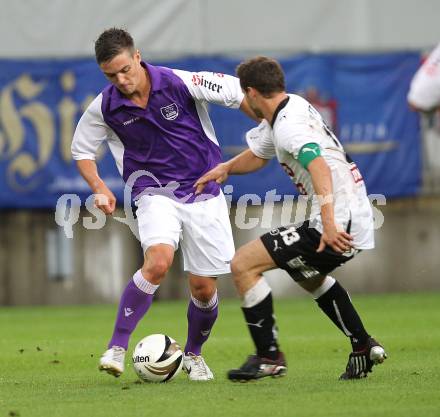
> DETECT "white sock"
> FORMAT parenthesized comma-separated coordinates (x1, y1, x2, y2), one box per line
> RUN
(191, 290, 218, 310)
(311, 276, 336, 299)
(242, 278, 272, 308)
(133, 269, 160, 294)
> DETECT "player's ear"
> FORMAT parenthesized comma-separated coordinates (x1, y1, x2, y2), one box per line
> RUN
(247, 87, 257, 100)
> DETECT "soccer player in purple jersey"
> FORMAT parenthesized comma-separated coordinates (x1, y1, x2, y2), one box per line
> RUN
(71, 28, 256, 381)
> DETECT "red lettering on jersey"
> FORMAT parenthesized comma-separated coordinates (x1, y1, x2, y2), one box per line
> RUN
(350, 163, 364, 184)
(281, 163, 295, 178)
(296, 183, 307, 195)
(281, 163, 308, 195)
(192, 74, 201, 85)
(212, 72, 224, 77)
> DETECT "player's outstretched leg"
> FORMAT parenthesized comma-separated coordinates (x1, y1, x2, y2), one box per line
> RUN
(310, 276, 387, 379)
(227, 278, 287, 382)
(183, 277, 218, 381)
(227, 239, 287, 382)
(99, 269, 159, 377)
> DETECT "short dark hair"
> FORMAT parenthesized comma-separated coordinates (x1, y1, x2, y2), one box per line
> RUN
(236, 56, 285, 97)
(94, 28, 135, 64)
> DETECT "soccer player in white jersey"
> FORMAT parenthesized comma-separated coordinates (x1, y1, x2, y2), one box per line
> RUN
(71, 28, 256, 381)
(195, 56, 387, 381)
(408, 42, 440, 112)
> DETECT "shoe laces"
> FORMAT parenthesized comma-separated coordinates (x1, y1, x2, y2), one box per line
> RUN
(109, 346, 125, 362)
(186, 354, 209, 375)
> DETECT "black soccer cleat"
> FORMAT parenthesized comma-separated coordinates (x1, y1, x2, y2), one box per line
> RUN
(227, 352, 287, 382)
(340, 337, 387, 380)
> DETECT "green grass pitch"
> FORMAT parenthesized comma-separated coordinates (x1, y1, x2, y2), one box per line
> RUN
(1, 292, 439, 417)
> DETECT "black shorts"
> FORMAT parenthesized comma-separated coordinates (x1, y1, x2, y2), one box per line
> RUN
(260, 221, 358, 282)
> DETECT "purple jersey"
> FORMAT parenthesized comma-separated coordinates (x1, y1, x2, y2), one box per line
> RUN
(72, 62, 244, 202)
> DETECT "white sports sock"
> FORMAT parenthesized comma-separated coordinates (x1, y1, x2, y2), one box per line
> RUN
(242, 278, 272, 308)
(133, 269, 160, 294)
(311, 276, 336, 299)
(191, 290, 218, 310)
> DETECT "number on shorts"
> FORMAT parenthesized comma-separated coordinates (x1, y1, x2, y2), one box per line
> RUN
(280, 226, 300, 246)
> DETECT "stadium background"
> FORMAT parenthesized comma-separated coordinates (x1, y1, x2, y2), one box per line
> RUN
(1, 0, 440, 306)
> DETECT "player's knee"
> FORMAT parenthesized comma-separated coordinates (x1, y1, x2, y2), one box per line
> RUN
(142, 259, 171, 282)
(192, 286, 215, 302)
(190, 278, 217, 302)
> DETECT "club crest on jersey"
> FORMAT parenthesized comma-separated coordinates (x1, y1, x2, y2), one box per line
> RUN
(160, 103, 179, 120)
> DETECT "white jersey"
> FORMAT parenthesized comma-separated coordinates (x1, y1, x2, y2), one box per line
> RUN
(246, 94, 374, 249)
(408, 43, 440, 111)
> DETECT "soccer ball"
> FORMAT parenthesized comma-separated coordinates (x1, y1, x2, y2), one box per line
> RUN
(132, 334, 183, 382)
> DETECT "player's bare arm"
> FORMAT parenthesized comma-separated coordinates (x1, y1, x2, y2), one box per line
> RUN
(194, 149, 268, 194)
(307, 156, 353, 253)
(76, 159, 116, 215)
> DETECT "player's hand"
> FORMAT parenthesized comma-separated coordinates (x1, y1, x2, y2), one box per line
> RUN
(317, 224, 353, 254)
(194, 163, 230, 194)
(94, 188, 116, 215)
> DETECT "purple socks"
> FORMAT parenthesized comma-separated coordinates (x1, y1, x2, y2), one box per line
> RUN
(184, 292, 218, 355)
(108, 270, 218, 355)
(108, 270, 159, 350)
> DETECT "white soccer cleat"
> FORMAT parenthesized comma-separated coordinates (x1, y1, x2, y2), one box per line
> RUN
(98, 346, 126, 377)
(183, 353, 214, 381)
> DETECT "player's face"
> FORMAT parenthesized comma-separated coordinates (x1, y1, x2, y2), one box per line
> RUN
(100, 50, 143, 96)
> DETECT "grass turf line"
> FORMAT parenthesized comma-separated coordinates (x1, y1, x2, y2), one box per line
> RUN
(1, 292, 439, 417)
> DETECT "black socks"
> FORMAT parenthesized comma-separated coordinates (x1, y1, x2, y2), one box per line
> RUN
(316, 280, 370, 351)
(242, 293, 279, 360)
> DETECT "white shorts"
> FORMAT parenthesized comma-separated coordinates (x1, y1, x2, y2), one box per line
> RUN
(135, 192, 234, 276)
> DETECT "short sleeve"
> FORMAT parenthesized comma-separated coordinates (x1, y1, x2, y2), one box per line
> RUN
(173, 69, 244, 108)
(275, 113, 323, 159)
(408, 43, 440, 111)
(71, 94, 113, 160)
(245, 119, 276, 159)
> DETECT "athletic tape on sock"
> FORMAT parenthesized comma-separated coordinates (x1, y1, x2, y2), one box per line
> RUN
(133, 270, 159, 294)
(242, 278, 272, 308)
(191, 290, 218, 310)
(312, 276, 336, 299)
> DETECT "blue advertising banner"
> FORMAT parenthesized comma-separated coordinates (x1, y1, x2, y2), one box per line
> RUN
(0, 53, 421, 208)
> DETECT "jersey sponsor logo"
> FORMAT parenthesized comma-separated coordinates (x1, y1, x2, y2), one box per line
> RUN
(160, 103, 179, 120)
(280, 163, 308, 195)
(191, 74, 223, 93)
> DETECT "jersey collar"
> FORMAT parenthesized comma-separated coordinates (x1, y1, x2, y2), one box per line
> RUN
(108, 61, 168, 112)
(270, 95, 290, 127)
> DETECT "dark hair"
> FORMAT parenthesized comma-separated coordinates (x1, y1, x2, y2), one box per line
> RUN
(94, 28, 135, 64)
(236, 56, 285, 97)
